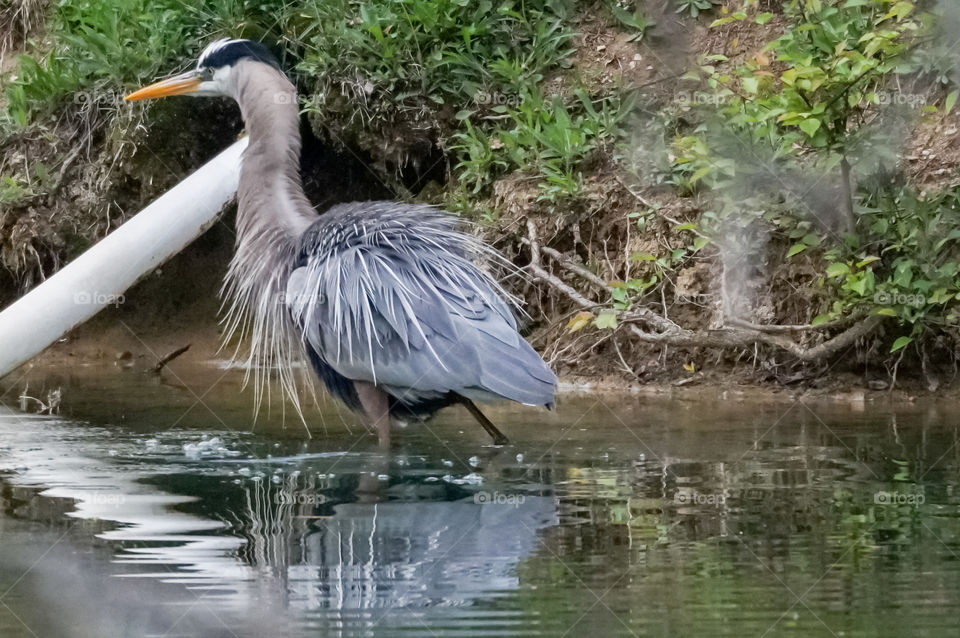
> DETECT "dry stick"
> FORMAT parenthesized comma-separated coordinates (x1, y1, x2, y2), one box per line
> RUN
(153, 344, 191, 373)
(525, 221, 883, 362)
(612, 337, 643, 382)
(526, 220, 595, 308)
(726, 313, 865, 334)
(541, 245, 608, 289)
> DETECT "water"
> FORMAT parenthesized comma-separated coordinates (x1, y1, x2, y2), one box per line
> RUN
(0, 367, 958, 637)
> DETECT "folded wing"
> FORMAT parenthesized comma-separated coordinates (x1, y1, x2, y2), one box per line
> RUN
(287, 206, 556, 409)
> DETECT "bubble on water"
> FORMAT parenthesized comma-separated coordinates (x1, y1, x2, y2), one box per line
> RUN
(238, 468, 252, 476)
(442, 459, 453, 467)
(516, 454, 525, 463)
(469, 456, 480, 467)
(182, 436, 240, 459)
(425, 476, 439, 483)
(377, 474, 389, 481)
(461, 473, 484, 485)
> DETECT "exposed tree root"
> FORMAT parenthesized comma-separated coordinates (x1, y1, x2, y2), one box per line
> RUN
(525, 220, 883, 363)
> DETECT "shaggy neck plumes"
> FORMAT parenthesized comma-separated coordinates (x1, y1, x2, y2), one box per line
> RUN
(221, 60, 317, 419)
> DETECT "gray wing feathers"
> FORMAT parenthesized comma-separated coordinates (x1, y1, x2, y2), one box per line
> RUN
(288, 226, 556, 407)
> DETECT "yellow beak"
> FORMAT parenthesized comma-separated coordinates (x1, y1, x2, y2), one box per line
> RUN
(124, 71, 201, 102)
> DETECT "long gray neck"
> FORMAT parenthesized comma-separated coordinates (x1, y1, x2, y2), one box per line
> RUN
(219, 61, 316, 411)
(234, 60, 316, 246)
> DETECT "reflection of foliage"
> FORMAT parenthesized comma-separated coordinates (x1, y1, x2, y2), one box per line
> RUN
(511, 418, 954, 634)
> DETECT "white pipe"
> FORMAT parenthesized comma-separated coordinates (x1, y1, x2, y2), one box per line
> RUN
(0, 137, 249, 378)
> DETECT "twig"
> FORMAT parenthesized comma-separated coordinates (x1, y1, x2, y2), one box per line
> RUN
(526, 220, 596, 308)
(726, 313, 865, 333)
(153, 344, 191, 373)
(612, 336, 643, 382)
(614, 174, 656, 208)
(541, 245, 609, 289)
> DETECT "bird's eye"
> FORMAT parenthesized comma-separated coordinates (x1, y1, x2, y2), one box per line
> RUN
(199, 67, 215, 80)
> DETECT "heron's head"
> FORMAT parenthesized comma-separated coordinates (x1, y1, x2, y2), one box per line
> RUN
(124, 38, 280, 102)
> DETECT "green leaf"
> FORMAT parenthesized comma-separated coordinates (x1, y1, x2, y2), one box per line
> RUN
(742, 76, 759, 94)
(946, 90, 959, 115)
(593, 312, 618, 330)
(826, 263, 850, 277)
(935, 228, 960, 250)
(755, 12, 774, 25)
(873, 308, 898, 317)
(849, 269, 875, 296)
(798, 118, 821, 137)
(787, 243, 807, 257)
(890, 336, 913, 353)
(811, 314, 833, 326)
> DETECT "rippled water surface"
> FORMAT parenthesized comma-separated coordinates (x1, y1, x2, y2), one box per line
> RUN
(1, 366, 958, 637)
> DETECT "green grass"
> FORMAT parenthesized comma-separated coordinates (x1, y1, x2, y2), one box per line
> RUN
(453, 87, 631, 202)
(4, 0, 296, 126)
(4, 0, 607, 204)
(291, 0, 575, 115)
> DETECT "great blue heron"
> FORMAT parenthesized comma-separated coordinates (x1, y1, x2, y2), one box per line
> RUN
(125, 39, 556, 444)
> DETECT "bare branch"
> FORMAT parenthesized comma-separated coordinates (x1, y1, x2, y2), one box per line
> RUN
(524, 220, 883, 362)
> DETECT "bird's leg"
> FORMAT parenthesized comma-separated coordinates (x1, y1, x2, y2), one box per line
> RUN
(461, 399, 510, 445)
(354, 381, 391, 450)
(354, 382, 391, 502)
